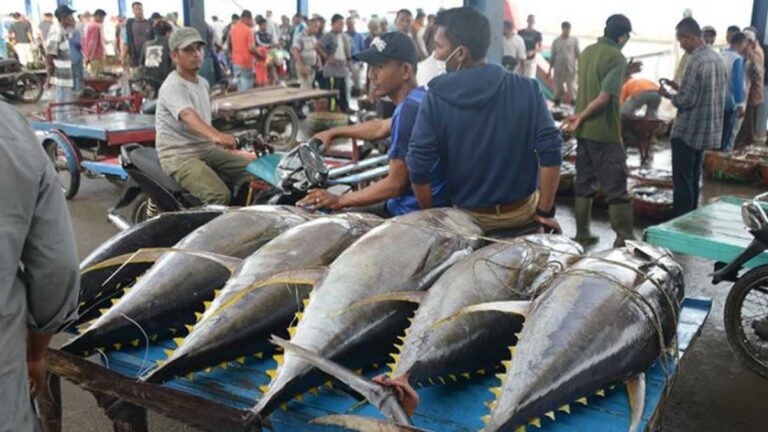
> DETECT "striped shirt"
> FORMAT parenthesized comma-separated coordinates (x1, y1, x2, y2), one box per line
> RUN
(671, 45, 726, 150)
(46, 25, 74, 88)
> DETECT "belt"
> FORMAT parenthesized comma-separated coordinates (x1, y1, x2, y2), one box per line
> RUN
(464, 195, 532, 215)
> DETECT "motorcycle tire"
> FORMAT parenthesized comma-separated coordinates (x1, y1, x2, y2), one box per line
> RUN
(44, 139, 81, 199)
(724, 264, 768, 379)
(13, 72, 44, 103)
(129, 193, 151, 225)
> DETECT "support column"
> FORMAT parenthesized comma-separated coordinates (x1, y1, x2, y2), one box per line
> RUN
(464, 0, 504, 64)
(182, 0, 206, 35)
(297, 0, 309, 17)
(25, 0, 32, 17)
(752, 0, 768, 139)
(57, 0, 73, 6)
(117, 0, 127, 17)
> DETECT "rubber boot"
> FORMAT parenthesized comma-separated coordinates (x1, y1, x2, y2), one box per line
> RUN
(573, 197, 599, 248)
(608, 202, 637, 248)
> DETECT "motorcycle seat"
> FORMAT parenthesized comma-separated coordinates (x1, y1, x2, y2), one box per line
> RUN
(128, 146, 187, 194)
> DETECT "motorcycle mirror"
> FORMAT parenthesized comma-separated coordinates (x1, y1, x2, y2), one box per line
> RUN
(306, 138, 325, 154)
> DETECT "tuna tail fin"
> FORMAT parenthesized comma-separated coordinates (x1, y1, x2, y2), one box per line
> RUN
(311, 414, 430, 432)
(626, 373, 646, 432)
(270, 336, 413, 426)
(430, 300, 531, 330)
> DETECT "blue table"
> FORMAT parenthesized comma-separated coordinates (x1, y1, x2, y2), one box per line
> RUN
(72, 297, 712, 432)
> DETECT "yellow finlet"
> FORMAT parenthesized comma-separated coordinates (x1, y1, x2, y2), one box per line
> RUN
(259, 385, 270, 393)
(484, 400, 497, 410)
(213, 289, 222, 297)
(495, 373, 505, 381)
(308, 387, 319, 395)
(354, 368, 363, 374)
(323, 380, 333, 389)
(164, 349, 174, 358)
(528, 418, 541, 428)
(185, 324, 194, 333)
(204, 367, 213, 373)
(393, 343, 403, 353)
(449, 374, 458, 382)
(461, 372, 471, 379)
(489, 387, 502, 397)
(235, 356, 246, 365)
(545, 411, 555, 421)
(502, 360, 511, 369)
(130, 339, 140, 347)
(477, 369, 486, 375)
(220, 362, 229, 370)
(481, 415, 491, 424)
(113, 343, 122, 350)
(558, 404, 571, 414)
(288, 327, 297, 337)
(173, 337, 185, 348)
(110, 298, 120, 305)
(576, 397, 588, 406)
(255, 352, 264, 359)
(595, 389, 606, 397)
(99, 308, 109, 315)
(435, 376, 444, 385)
(194, 312, 203, 320)
(169, 328, 178, 335)
(295, 393, 304, 402)
(279, 402, 288, 411)
(156, 360, 165, 367)
(389, 353, 400, 362)
(150, 334, 158, 342)
(514, 426, 526, 432)
(509, 346, 517, 356)
(273, 354, 284, 365)
(514, 332, 521, 339)
(186, 373, 194, 380)
(427, 377, 435, 385)
(302, 298, 310, 308)
(203, 301, 212, 309)
(372, 363, 380, 369)
(397, 335, 406, 343)
(295, 311, 304, 320)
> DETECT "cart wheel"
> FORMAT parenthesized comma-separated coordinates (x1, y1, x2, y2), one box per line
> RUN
(13, 72, 44, 103)
(724, 264, 768, 379)
(263, 105, 299, 152)
(44, 139, 81, 199)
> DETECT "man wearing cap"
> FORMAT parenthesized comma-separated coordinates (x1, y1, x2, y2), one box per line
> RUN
(297, 32, 448, 216)
(46, 6, 77, 119)
(659, 17, 726, 217)
(563, 14, 641, 247)
(702, 26, 717, 46)
(407, 7, 563, 233)
(83, 9, 107, 77)
(155, 27, 251, 205)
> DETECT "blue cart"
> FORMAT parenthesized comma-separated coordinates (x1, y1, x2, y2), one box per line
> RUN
(40, 297, 710, 432)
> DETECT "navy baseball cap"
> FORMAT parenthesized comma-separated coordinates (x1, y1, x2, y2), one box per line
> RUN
(353, 32, 418, 67)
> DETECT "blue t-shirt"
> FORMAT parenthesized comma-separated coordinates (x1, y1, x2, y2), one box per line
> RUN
(386, 87, 449, 216)
(68, 29, 83, 62)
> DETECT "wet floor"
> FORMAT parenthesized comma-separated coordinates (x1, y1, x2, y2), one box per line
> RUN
(13, 95, 765, 431)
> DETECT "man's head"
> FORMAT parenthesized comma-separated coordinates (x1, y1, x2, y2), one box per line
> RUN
(433, 7, 490, 72)
(744, 28, 758, 49)
(80, 11, 91, 23)
(43, 13, 53, 21)
(153, 20, 170, 37)
(132, 2, 143, 20)
(170, 27, 206, 72)
(212, 15, 218, 22)
(726, 25, 740, 43)
(293, 14, 302, 26)
(604, 14, 632, 48)
(331, 14, 344, 33)
(368, 18, 381, 37)
(256, 16, 267, 31)
(395, 9, 413, 33)
(731, 32, 748, 55)
(702, 26, 716, 45)
(240, 10, 253, 28)
(12, 12, 21, 21)
(265, 10, 272, 18)
(503, 20, 514, 38)
(527, 14, 535, 28)
(282, 15, 290, 25)
(231, 13, 239, 24)
(346, 17, 356, 33)
(306, 18, 317, 35)
(380, 19, 388, 32)
(561, 21, 571, 37)
(150, 12, 163, 23)
(355, 32, 418, 99)
(415, 10, 426, 25)
(676, 17, 703, 54)
(94, 9, 107, 24)
(427, 14, 436, 26)
(54, 5, 77, 28)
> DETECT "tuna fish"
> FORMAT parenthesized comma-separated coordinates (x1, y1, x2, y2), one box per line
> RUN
(143, 214, 382, 383)
(77, 209, 227, 324)
(482, 241, 684, 432)
(389, 235, 583, 389)
(249, 209, 483, 419)
(62, 206, 310, 355)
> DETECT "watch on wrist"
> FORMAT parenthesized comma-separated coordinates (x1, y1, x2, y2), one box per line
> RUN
(536, 206, 556, 219)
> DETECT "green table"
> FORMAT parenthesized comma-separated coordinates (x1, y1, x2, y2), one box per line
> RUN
(644, 196, 767, 267)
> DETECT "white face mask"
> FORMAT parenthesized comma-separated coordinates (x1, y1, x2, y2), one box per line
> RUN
(433, 46, 462, 76)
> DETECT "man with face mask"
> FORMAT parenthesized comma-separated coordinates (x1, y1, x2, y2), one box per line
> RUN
(406, 6, 563, 234)
(563, 14, 641, 248)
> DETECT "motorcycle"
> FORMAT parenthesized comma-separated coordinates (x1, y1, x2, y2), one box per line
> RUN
(712, 192, 768, 378)
(109, 133, 331, 228)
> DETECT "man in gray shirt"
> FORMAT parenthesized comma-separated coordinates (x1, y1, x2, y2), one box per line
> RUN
(549, 21, 580, 105)
(316, 14, 350, 112)
(0, 101, 80, 432)
(156, 27, 251, 205)
(292, 17, 319, 89)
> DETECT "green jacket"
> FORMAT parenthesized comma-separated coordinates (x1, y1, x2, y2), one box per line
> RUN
(575, 37, 627, 143)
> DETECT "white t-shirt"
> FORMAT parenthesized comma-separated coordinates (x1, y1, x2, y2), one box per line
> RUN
(334, 33, 346, 62)
(503, 34, 526, 61)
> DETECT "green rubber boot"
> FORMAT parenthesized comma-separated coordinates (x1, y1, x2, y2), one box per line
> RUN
(609, 202, 637, 247)
(573, 197, 599, 248)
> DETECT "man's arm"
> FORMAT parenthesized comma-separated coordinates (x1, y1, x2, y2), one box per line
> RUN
(314, 118, 392, 146)
(564, 58, 625, 132)
(178, 109, 235, 147)
(670, 60, 700, 110)
(531, 80, 564, 232)
(406, 99, 440, 209)
(548, 42, 557, 76)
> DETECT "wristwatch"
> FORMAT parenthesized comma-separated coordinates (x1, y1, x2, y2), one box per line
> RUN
(536, 206, 556, 219)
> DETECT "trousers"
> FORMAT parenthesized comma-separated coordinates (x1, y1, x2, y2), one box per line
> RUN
(171, 147, 252, 205)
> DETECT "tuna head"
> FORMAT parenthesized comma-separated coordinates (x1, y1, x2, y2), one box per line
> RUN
(485, 242, 684, 432)
(251, 208, 483, 418)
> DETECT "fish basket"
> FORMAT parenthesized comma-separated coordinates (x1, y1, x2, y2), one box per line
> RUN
(558, 161, 576, 196)
(629, 168, 674, 188)
(631, 185, 674, 221)
(703, 150, 759, 183)
(307, 111, 349, 135)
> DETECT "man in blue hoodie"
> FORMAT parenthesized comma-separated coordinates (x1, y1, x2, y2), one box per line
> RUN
(406, 6, 563, 233)
(298, 32, 448, 217)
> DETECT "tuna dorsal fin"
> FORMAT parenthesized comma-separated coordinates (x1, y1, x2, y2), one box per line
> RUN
(330, 292, 427, 317)
(626, 373, 646, 432)
(270, 336, 413, 426)
(430, 300, 530, 330)
(310, 414, 430, 432)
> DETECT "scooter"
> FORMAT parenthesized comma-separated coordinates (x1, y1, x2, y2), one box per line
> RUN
(712, 191, 768, 378)
(108, 134, 330, 228)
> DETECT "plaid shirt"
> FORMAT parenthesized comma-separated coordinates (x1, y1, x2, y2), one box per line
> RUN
(671, 45, 727, 150)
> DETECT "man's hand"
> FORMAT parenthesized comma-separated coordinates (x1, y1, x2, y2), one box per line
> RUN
(27, 357, 47, 397)
(313, 130, 335, 147)
(561, 115, 581, 133)
(535, 215, 562, 234)
(327, 56, 339, 66)
(216, 134, 237, 149)
(627, 58, 643, 76)
(372, 374, 419, 417)
(298, 64, 309, 79)
(297, 189, 341, 210)
(737, 106, 746, 118)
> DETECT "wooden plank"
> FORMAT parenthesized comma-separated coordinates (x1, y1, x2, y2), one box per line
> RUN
(215, 88, 338, 113)
(644, 196, 768, 267)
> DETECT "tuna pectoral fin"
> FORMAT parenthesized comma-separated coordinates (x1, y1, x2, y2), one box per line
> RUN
(270, 336, 413, 426)
(311, 415, 430, 432)
(417, 248, 474, 289)
(430, 300, 530, 329)
(83, 248, 243, 274)
(332, 292, 427, 316)
(626, 373, 646, 432)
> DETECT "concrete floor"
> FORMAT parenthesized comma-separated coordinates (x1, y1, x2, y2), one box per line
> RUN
(13, 95, 766, 430)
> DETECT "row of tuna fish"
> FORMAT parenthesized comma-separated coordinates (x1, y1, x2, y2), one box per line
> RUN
(66, 205, 685, 432)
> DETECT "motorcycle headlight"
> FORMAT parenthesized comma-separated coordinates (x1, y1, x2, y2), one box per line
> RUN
(274, 150, 304, 192)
